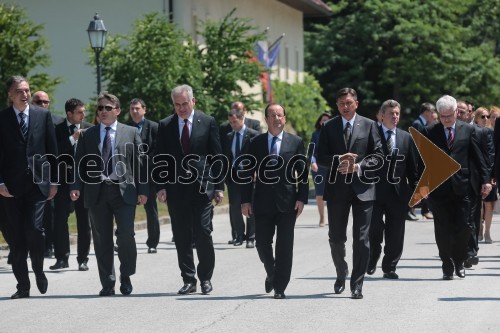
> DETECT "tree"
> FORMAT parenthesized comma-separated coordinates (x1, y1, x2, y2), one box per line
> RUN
(0, 4, 60, 107)
(272, 73, 329, 140)
(93, 12, 203, 122)
(198, 8, 266, 123)
(305, 0, 500, 126)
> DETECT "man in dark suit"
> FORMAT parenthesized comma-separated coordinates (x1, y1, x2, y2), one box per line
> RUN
(422, 95, 491, 280)
(317, 87, 383, 299)
(409, 102, 435, 220)
(32, 90, 62, 258)
(70, 92, 148, 296)
(367, 100, 419, 279)
(50, 98, 92, 271)
(155, 84, 224, 295)
(128, 98, 160, 254)
(241, 103, 308, 299)
(224, 108, 259, 248)
(0, 76, 58, 299)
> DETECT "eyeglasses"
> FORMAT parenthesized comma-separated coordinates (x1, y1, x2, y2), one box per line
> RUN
(480, 115, 490, 119)
(97, 105, 116, 111)
(34, 100, 50, 106)
(336, 101, 355, 108)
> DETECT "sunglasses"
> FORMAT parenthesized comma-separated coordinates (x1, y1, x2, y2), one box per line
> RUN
(480, 115, 490, 119)
(97, 105, 116, 111)
(34, 100, 50, 106)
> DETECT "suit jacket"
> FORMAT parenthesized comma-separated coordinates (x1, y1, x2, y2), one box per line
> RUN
(241, 132, 309, 215)
(470, 124, 494, 196)
(493, 120, 500, 181)
(224, 127, 259, 185)
(0, 104, 58, 197)
(422, 120, 490, 198)
(72, 122, 148, 207)
(376, 126, 419, 203)
(410, 116, 426, 132)
(317, 114, 383, 201)
(219, 117, 261, 145)
(55, 120, 92, 184)
(128, 118, 158, 182)
(155, 110, 224, 200)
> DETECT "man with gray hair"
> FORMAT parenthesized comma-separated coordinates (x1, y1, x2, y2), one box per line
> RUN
(421, 95, 491, 280)
(155, 84, 224, 295)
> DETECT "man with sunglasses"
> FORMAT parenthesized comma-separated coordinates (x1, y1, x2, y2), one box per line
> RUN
(70, 92, 148, 296)
(32, 91, 65, 125)
(457, 100, 494, 268)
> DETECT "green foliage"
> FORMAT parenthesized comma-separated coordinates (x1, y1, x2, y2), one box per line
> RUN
(0, 4, 60, 107)
(305, 0, 500, 126)
(198, 8, 266, 123)
(93, 12, 203, 122)
(272, 73, 329, 140)
(90, 10, 266, 124)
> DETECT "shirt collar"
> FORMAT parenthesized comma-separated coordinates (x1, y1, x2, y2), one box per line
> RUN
(381, 124, 396, 135)
(134, 118, 145, 127)
(14, 105, 30, 117)
(342, 114, 356, 127)
(267, 130, 284, 141)
(66, 119, 80, 129)
(235, 124, 246, 135)
(178, 111, 194, 125)
(419, 115, 427, 125)
(100, 121, 118, 131)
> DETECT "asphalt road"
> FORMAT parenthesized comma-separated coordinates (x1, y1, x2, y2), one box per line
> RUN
(0, 202, 499, 332)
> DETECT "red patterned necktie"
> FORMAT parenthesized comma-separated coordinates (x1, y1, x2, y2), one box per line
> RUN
(447, 127, 454, 149)
(181, 119, 190, 154)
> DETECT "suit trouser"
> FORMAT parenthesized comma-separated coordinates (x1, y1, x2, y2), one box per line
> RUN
(327, 190, 373, 291)
(53, 184, 91, 263)
(369, 196, 407, 273)
(429, 194, 471, 274)
(143, 187, 160, 249)
(227, 181, 255, 241)
(168, 193, 215, 283)
(255, 211, 296, 294)
(3, 181, 46, 291)
(43, 200, 54, 252)
(466, 193, 481, 258)
(88, 183, 137, 288)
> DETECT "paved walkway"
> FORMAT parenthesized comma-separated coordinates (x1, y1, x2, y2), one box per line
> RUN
(0, 202, 499, 332)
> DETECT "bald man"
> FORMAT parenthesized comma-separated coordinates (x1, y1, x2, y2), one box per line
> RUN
(32, 91, 65, 125)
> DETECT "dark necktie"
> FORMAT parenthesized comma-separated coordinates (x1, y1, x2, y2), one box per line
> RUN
(69, 124, 77, 134)
(102, 126, 113, 177)
(19, 112, 28, 140)
(234, 132, 241, 158)
(386, 130, 394, 153)
(270, 136, 278, 158)
(344, 122, 351, 147)
(447, 127, 454, 149)
(181, 119, 190, 154)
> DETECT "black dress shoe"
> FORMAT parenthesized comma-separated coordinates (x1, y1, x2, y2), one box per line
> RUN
(405, 211, 418, 221)
(178, 282, 197, 294)
(233, 238, 244, 246)
(265, 277, 273, 293)
(464, 256, 479, 267)
(455, 264, 465, 278)
(383, 271, 399, 279)
(49, 259, 69, 270)
(201, 280, 213, 294)
(99, 286, 115, 296)
(274, 293, 286, 299)
(148, 248, 157, 254)
(442, 274, 454, 280)
(246, 240, 255, 248)
(334, 279, 345, 294)
(120, 275, 133, 295)
(11, 290, 30, 299)
(78, 262, 89, 271)
(36, 274, 48, 294)
(351, 288, 363, 299)
(228, 239, 236, 244)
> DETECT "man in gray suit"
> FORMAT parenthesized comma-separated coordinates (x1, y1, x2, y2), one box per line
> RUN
(317, 87, 383, 299)
(70, 92, 148, 296)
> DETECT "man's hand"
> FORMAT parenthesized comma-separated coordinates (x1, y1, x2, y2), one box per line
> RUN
(70, 190, 80, 201)
(137, 195, 148, 205)
(295, 201, 305, 218)
(157, 189, 167, 203)
(0, 184, 13, 198)
(338, 153, 359, 174)
(72, 129, 82, 141)
(214, 191, 224, 206)
(481, 183, 493, 199)
(241, 203, 252, 218)
(311, 162, 319, 173)
(47, 185, 58, 200)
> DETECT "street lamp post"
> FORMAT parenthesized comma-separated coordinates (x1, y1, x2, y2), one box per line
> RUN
(87, 13, 107, 95)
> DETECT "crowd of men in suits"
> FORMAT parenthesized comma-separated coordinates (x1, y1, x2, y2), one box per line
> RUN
(0, 75, 497, 301)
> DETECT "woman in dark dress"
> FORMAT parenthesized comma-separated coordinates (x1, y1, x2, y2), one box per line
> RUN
(309, 112, 332, 227)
